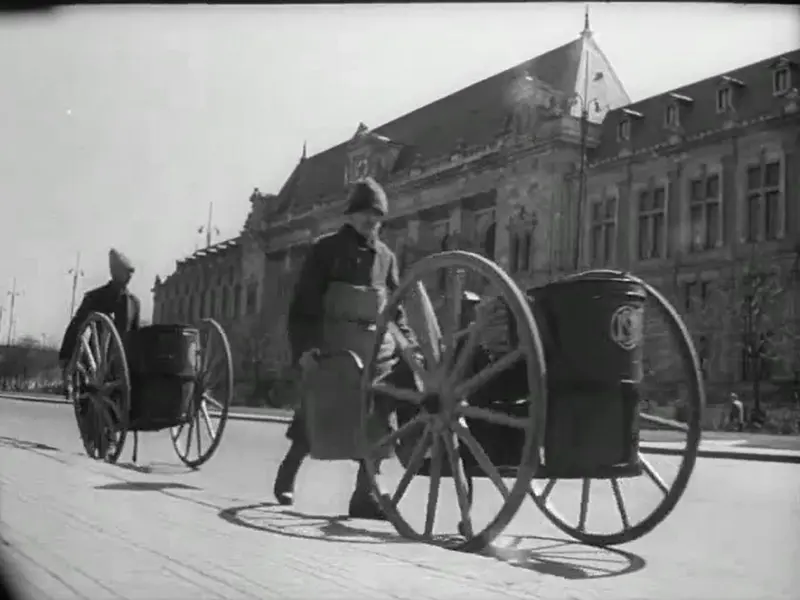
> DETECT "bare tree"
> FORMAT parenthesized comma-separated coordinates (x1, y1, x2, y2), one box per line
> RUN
(694, 252, 799, 412)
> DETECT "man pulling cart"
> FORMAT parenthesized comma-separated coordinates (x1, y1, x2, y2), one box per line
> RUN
(272, 177, 419, 520)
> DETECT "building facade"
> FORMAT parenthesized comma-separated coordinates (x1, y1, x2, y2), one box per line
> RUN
(152, 25, 800, 405)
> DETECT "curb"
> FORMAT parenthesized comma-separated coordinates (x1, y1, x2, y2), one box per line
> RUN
(3, 393, 800, 464)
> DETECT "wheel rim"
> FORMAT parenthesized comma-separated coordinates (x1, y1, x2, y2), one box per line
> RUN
(528, 271, 705, 546)
(360, 251, 547, 553)
(68, 312, 130, 464)
(170, 318, 233, 468)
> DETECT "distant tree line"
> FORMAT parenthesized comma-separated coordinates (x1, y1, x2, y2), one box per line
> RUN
(0, 337, 61, 392)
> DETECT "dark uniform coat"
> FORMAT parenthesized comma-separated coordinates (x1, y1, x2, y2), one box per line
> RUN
(58, 282, 141, 364)
(286, 224, 417, 446)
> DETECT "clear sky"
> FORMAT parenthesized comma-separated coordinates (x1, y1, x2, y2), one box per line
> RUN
(0, 3, 798, 345)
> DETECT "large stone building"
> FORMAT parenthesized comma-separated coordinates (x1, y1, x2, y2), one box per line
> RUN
(152, 22, 800, 405)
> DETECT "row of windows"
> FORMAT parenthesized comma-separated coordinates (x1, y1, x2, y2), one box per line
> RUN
(588, 158, 785, 266)
(164, 264, 239, 298)
(157, 282, 259, 324)
(616, 63, 793, 141)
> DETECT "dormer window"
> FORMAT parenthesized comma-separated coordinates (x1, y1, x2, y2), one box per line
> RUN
(665, 103, 679, 127)
(716, 86, 732, 113)
(617, 108, 643, 142)
(617, 118, 631, 141)
(716, 75, 744, 114)
(771, 58, 793, 96)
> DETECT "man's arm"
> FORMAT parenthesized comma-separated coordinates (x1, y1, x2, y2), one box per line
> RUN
(386, 251, 419, 347)
(287, 241, 330, 365)
(58, 292, 94, 365)
(130, 296, 141, 331)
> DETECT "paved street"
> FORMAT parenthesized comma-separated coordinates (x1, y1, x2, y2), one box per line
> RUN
(1, 398, 799, 599)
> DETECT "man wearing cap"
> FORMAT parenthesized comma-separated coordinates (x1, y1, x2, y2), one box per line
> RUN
(58, 250, 140, 449)
(273, 177, 420, 520)
(58, 249, 141, 367)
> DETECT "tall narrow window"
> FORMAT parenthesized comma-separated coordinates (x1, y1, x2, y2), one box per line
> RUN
(637, 185, 667, 260)
(716, 86, 732, 113)
(589, 195, 617, 267)
(745, 159, 783, 242)
(689, 172, 722, 252)
(246, 283, 258, 316)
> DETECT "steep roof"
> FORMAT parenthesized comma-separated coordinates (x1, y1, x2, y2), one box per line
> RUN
(592, 49, 800, 164)
(275, 31, 629, 217)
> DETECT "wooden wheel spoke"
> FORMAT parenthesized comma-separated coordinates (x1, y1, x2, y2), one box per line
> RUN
(639, 454, 669, 495)
(453, 348, 524, 399)
(372, 413, 427, 452)
(184, 409, 195, 457)
(530, 478, 557, 502)
(412, 280, 442, 367)
(447, 309, 490, 387)
(202, 392, 224, 412)
(424, 434, 443, 538)
(200, 402, 216, 439)
(99, 328, 111, 366)
(441, 431, 473, 538)
(452, 421, 509, 499)
(370, 383, 423, 405)
(639, 412, 689, 432)
(609, 478, 630, 530)
(89, 322, 101, 365)
(578, 479, 591, 532)
(386, 322, 429, 388)
(457, 404, 528, 429)
(194, 409, 203, 456)
(80, 338, 98, 374)
(391, 424, 433, 507)
(440, 269, 465, 372)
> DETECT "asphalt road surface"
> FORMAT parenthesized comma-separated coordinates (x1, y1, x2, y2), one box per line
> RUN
(1, 398, 799, 599)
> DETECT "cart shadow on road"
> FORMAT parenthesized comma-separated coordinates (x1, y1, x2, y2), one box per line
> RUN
(218, 502, 412, 545)
(0, 436, 60, 453)
(218, 503, 647, 579)
(482, 535, 647, 580)
(93, 481, 202, 492)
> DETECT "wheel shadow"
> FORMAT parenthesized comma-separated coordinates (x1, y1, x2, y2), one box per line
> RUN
(483, 535, 647, 580)
(115, 461, 195, 476)
(218, 502, 414, 545)
(218, 502, 647, 580)
(0, 436, 59, 453)
(94, 481, 202, 492)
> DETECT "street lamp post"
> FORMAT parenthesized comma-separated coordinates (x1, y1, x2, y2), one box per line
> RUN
(569, 92, 605, 272)
(68, 252, 84, 319)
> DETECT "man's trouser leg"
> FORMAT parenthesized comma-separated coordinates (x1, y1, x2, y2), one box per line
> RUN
(273, 413, 310, 506)
(348, 356, 417, 519)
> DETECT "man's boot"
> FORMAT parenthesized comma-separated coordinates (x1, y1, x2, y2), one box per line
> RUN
(348, 460, 388, 520)
(273, 442, 308, 506)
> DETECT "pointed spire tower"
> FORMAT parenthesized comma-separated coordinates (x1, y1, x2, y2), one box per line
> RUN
(301, 141, 307, 161)
(570, 4, 630, 123)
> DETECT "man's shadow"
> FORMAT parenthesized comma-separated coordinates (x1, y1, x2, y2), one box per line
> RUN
(218, 502, 647, 580)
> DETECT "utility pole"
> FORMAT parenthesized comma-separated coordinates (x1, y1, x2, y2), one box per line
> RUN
(7, 278, 22, 346)
(68, 252, 84, 319)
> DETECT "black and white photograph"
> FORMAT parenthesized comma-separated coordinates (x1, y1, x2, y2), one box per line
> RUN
(0, 3, 798, 599)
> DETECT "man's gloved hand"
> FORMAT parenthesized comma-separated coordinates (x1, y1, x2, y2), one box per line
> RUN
(298, 348, 321, 372)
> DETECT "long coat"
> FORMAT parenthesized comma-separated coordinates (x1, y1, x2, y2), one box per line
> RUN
(285, 224, 418, 448)
(58, 281, 141, 364)
(287, 224, 416, 364)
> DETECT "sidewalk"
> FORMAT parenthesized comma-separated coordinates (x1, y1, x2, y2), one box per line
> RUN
(3, 392, 800, 463)
(0, 438, 548, 600)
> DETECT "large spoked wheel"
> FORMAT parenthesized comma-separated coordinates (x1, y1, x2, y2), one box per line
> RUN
(170, 318, 233, 469)
(360, 251, 548, 553)
(67, 312, 131, 464)
(528, 269, 705, 547)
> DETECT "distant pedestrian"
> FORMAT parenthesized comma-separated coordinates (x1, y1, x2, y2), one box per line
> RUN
(728, 393, 744, 432)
